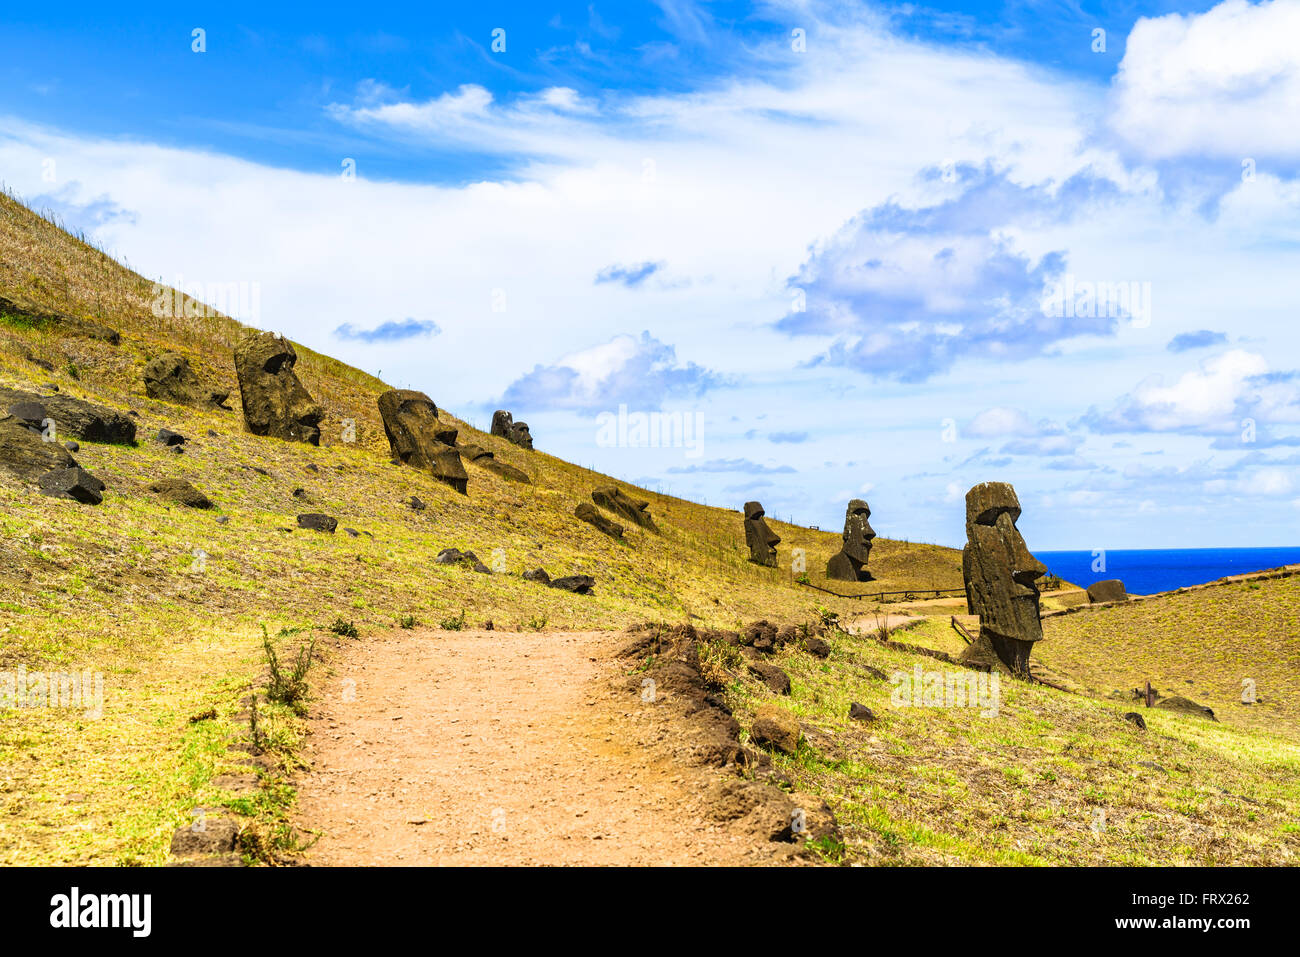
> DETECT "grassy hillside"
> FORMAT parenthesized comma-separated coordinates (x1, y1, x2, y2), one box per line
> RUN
(0, 190, 961, 864)
(1039, 574, 1300, 738)
(1, 188, 1297, 867)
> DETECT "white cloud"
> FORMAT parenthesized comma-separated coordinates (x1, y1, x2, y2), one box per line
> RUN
(1081, 350, 1274, 434)
(1111, 0, 1300, 161)
(966, 407, 1036, 438)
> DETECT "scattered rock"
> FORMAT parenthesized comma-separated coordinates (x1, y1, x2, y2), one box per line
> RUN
(343, 528, 360, 538)
(143, 352, 230, 409)
(848, 702, 876, 722)
(0, 386, 136, 444)
(803, 635, 831, 658)
(63, 440, 79, 453)
(59, 314, 121, 345)
(156, 428, 186, 446)
(232, 331, 324, 445)
(575, 501, 624, 538)
(1153, 696, 1218, 721)
(749, 703, 800, 754)
(523, 568, 551, 585)
(749, 661, 792, 695)
(472, 562, 492, 574)
(1086, 579, 1129, 603)
(490, 409, 534, 449)
(1122, 711, 1147, 730)
(148, 478, 213, 509)
(549, 575, 595, 595)
(376, 389, 467, 494)
(744, 620, 778, 650)
(216, 516, 230, 525)
(169, 818, 239, 857)
(38, 466, 105, 504)
(407, 496, 426, 511)
(296, 513, 337, 533)
(592, 486, 657, 532)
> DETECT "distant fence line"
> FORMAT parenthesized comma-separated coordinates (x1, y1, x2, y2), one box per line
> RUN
(795, 580, 966, 604)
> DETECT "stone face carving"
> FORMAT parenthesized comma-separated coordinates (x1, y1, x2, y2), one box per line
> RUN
(491, 410, 534, 450)
(826, 499, 876, 582)
(143, 352, 231, 410)
(743, 501, 780, 566)
(459, 443, 531, 484)
(592, 486, 656, 532)
(961, 482, 1046, 674)
(377, 389, 467, 494)
(233, 332, 324, 445)
(575, 502, 624, 538)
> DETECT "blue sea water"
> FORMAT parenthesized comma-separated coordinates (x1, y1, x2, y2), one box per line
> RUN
(1035, 548, 1300, 596)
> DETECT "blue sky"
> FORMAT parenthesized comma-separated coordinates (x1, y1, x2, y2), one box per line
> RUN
(2, 0, 1298, 549)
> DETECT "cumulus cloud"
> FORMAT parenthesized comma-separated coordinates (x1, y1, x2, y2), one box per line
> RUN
(777, 165, 1122, 381)
(1111, 0, 1300, 163)
(1167, 330, 1228, 352)
(334, 318, 441, 343)
(1078, 350, 1281, 434)
(500, 330, 722, 413)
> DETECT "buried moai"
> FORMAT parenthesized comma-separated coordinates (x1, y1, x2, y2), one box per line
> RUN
(377, 389, 468, 494)
(743, 501, 780, 567)
(826, 499, 876, 582)
(491, 410, 534, 450)
(592, 485, 657, 532)
(960, 481, 1046, 675)
(232, 332, 324, 445)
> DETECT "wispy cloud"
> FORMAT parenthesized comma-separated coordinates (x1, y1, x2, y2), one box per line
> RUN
(1167, 329, 1228, 353)
(667, 458, 796, 474)
(595, 261, 664, 287)
(334, 318, 441, 343)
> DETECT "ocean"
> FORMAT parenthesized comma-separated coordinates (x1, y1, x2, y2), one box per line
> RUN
(1035, 547, 1300, 596)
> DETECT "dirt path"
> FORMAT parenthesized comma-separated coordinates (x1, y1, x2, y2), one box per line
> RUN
(293, 628, 768, 866)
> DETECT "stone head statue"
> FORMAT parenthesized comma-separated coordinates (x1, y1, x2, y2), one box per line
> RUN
(743, 501, 780, 566)
(233, 332, 324, 445)
(962, 482, 1046, 674)
(592, 486, 657, 532)
(826, 498, 876, 582)
(377, 389, 467, 494)
(491, 409, 534, 450)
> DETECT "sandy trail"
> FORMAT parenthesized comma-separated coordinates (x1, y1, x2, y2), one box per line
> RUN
(294, 628, 763, 866)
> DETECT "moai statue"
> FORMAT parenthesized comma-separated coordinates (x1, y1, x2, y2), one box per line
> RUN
(232, 332, 324, 445)
(377, 389, 468, 494)
(826, 499, 876, 582)
(960, 482, 1046, 675)
(743, 501, 780, 567)
(491, 410, 534, 450)
(592, 486, 657, 532)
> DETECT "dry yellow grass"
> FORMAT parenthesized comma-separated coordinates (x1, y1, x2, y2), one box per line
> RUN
(3, 187, 1296, 867)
